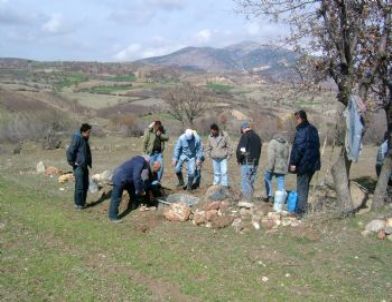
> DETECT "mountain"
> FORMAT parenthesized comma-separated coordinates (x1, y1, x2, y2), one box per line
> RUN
(136, 41, 298, 73)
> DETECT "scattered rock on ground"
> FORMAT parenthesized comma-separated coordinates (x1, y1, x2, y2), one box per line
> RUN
(210, 215, 234, 228)
(350, 181, 367, 209)
(58, 173, 74, 183)
(205, 185, 232, 201)
(45, 166, 61, 176)
(163, 203, 191, 222)
(36, 161, 46, 174)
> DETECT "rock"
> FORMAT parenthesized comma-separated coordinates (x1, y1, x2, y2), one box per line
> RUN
(261, 276, 269, 282)
(363, 219, 386, 236)
(205, 210, 219, 222)
(45, 166, 61, 176)
(350, 181, 367, 209)
(239, 208, 252, 218)
(58, 173, 74, 183)
(384, 226, 392, 235)
(251, 213, 261, 230)
(386, 218, 392, 228)
(163, 203, 191, 222)
(210, 215, 234, 228)
(205, 185, 231, 201)
(377, 229, 386, 240)
(193, 210, 206, 225)
(92, 170, 113, 186)
(238, 201, 254, 208)
(261, 218, 275, 230)
(232, 218, 243, 233)
(36, 161, 46, 174)
(267, 212, 281, 220)
(204, 201, 221, 211)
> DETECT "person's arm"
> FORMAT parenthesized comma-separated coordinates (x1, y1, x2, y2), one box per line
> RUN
(289, 130, 307, 167)
(133, 161, 146, 195)
(66, 134, 80, 167)
(266, 141, 275, 172)
(158, 131, 169, 142)
(142, 129, 150, 153)
(236, 135, 247, 163)
(172, 138, 182, 165)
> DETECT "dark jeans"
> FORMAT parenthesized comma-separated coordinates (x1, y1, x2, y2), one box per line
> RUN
(109, 183, 138, 220)
(297, 172, 314, 215)
(74, 166, 89, 207)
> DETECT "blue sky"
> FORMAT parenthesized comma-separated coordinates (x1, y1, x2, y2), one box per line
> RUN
(0, 0, 286, 61)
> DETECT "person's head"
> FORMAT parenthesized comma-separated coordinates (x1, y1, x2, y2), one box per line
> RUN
(240, 121, 250, 134)
(294, 110, 307, 125)
(151, 161, 161, 173)
(210, 123, 219, 136)
(185, 129, 194, 140)
(153, 120, 162, 131)
(80, 123, 92, 139)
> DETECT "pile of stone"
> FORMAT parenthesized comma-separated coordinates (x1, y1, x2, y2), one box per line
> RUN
(162, 185, 302, 233)
(361, 217, 392, 241)
(36, 161, 74, 183)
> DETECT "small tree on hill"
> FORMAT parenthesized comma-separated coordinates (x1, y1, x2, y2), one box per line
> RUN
(163, 83, 209, 128)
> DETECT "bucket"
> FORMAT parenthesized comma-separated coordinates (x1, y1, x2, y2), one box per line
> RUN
(273, 190, 287, 212)
(287, 191, 298, 213)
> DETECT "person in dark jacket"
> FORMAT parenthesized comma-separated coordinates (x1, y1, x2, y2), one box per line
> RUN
(289, 110, 321, 216)
(66, 123, 92, 209)
(236, 122, 262, 201)
(109, 156, 161, 222)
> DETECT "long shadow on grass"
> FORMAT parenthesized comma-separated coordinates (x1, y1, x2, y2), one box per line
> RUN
(86, 190, 112, 208)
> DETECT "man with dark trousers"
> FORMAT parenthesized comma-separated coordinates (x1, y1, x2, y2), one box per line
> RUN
(289, 110, 321, 217)
(236, 122, 262, 201)
(66, 123, 92, 210)
(109, 156, 161, 222)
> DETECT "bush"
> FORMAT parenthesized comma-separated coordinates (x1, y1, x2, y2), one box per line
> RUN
(110, 114, 146, 137)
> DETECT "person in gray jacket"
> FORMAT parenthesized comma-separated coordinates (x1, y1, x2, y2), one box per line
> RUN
(263, 133, 289, 202)
(205, 123, 233, 187)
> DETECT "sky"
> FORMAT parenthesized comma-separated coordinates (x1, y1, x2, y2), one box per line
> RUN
(0, 0, 287, 62)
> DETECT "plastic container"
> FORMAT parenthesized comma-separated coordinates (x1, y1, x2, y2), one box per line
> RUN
(273, 190, 287, 212)
(287, 191, 298, 213)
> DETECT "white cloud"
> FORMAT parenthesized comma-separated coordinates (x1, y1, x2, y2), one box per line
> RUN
(194, 29, 212, 44)
(42, 13, 69, 34)
(113, 43, 142, 60)
(246, 22, 260, 36)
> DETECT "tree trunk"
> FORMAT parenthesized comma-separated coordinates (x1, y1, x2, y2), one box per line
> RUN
(331, 147, 354, 214)
(373, 155, 392, 209)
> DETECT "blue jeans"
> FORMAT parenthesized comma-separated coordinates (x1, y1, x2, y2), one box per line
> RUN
(150, 152, 164, 181)
(109, 182, 138, 220)
(240, 165, 258, 201)
(264, 171, 285, 197)
(73, 166, 89, 207)
(175, 155, 196, 179)
(212, 159, 228, 186)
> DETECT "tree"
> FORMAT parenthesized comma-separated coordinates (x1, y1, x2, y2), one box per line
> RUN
(163, 83, 209, 127)
(236, 0, 391, 214)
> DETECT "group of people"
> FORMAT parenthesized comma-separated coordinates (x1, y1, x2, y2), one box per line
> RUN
(66, 110, 322, 222)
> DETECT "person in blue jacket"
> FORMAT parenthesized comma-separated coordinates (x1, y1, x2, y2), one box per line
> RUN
(172, 129, 204, 190)
(66, 123, 92, 210)
(109, 156, 161, 222)
(289, 110, 321, 216)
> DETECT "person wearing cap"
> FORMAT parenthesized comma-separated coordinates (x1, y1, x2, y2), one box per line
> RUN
(172, 129, 204, 190)
(143, 120, 169, 183)
(66, 123, 92, 210)
(109, 156, 161, 222)
(289, 110, 321, 216)
(236, 121, 262, 201)
(205, 123, 233, 187)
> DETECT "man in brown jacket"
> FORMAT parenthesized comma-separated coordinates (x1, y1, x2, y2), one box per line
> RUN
(205, 123, 233, 187)
(263, 133, 289, 202)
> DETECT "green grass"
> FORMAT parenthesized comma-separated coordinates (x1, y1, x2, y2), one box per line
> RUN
(54, 73, 88, 91)
(0, 142, 391, 301)
(80, 84, 133, 95)
(105, 74, 136, 82)
(207, 82, 233, 93)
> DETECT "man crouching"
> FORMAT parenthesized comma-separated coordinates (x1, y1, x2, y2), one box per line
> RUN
(109, 156, 160, 223)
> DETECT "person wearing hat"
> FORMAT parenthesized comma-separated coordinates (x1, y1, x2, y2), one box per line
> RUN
(172, 129, 204, 190)
(109, 155, 161, 222)
(289, 110, 321, 216)
(236, 121, 262, 201)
